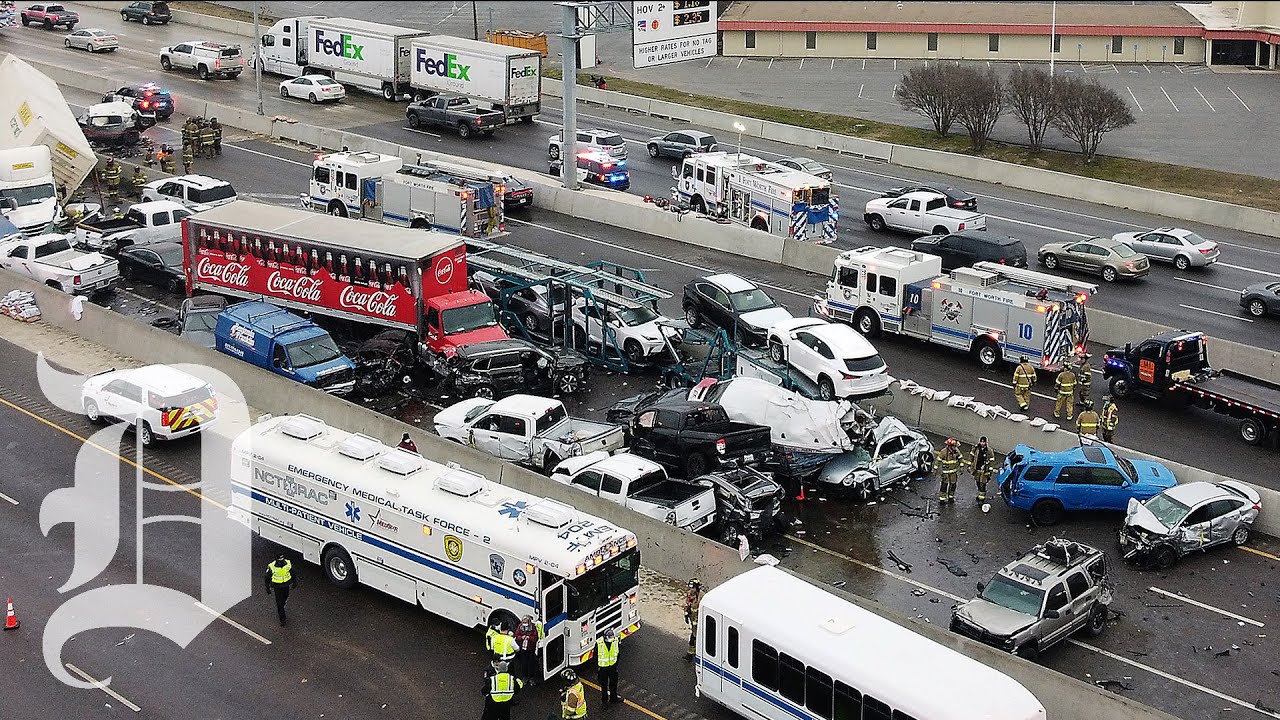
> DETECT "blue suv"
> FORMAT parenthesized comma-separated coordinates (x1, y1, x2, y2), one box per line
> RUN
(998, 443, 1176, 526)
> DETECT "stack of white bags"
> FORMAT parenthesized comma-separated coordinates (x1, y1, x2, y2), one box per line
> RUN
(0, 289, 41, 322)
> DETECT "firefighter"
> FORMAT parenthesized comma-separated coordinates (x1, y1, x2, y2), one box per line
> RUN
(200, 119, 217, 159)
(1075, 353, 1094, 408)
(181, 117, 197, 150)
(130, 166, 148, 198)
(937, 437, 961, 503)
(560, 669, 587, 720)
(159, 144, 177, 174)
(190, 117, 205, 156)
(1054, 365, 1077, 421)
(1077, 400, 1101, 437)
(210, 118, 223, 156)
(100, 157, 121, 202)
(1101, 395, 1119, 442)
(141, 145, 155, 168)
(969, 436, 996, 503)
(683, 578, 702, 661)
(182, 142, 196, 174)
(1012, 355, 1037, 412)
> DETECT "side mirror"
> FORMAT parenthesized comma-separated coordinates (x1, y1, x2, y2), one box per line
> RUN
(1044, 609, 1061, 619)
(1124, 343, 1132, 355)
(975, 581, 985, 593)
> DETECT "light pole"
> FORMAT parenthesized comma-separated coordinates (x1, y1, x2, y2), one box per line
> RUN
(733, 121, 745, 158)
(253, 4, 264, 116)
(559, 2, 580, 190)
(1049, 0, 1057, 77)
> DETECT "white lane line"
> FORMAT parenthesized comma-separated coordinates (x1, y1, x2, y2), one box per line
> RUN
(1178, 303, 1253, 322)
(704, 58, 713, 69)
(830, 59, 835, 70)
(1193, 86, 1216, 112)
(1126, 87, 1144, 112)
(0, 490, 17, 505)
(1219, 262, 1280, 279)
(1160, 87, 1179, 111)
(1148, 586, 1266, 627)
(195, 602, 273, 645)
(64, 663, 141, 712)
(404, 127, 443, 139)
(1174, 277, 1240, 293)
(799, 59, 805, 70)
(858, 84, 864, 99)
(862, 58, 867, 70)
(977, 376, 1055, 402)
(767, 58, 774, 69)
(1227, 87, 1251, 111)
(1219, 242, 1280, 256)
(736, 58, 743, 69)
(1144, 64, 1151, 74)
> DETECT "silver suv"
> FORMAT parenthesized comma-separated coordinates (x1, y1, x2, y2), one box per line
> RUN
(950, 539, 1111, 660)
(548, 128, 627, 162)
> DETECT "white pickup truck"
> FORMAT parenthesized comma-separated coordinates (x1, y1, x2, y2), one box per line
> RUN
(863, 190, 986, 236)
(551, 450, 718, 532)
(74, 200, 193, 253)
(434, 393, 626, 473)
(0, 232, 118, 294)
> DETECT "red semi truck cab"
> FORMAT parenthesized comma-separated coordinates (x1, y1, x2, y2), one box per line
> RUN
(181, 200, 503, 356)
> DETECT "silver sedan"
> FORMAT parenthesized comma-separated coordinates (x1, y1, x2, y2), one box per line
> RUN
(64, 28, 118, 53)
(1120, 480, 1261, 569)
(1111, 227, 1220, 270)
(817, 416, 934, 499)
(776, 156, 833, 181)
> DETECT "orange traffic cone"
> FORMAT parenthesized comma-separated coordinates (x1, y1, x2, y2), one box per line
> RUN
(795, 483, 807, 502)
(4, 597, 18, 631)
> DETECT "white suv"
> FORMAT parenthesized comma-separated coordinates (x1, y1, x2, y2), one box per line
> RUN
(81, 365, 219, 446)
(141, 175, 236, 210)
(159, 40, 244, 79)
(571, 298, 669, 366)
(767, 317, 891, 400)
(548, 128, 628, 162)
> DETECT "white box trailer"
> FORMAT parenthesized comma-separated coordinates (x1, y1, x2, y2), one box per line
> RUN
(409, 36, 542, 123)
(0, 55, 96, 228)
(257, 16, 429, 100)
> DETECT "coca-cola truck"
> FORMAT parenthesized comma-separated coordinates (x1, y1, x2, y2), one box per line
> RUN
(181, 200, 505, 358)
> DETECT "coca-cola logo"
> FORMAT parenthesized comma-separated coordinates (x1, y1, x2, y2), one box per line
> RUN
(197, 257, 250, 287)
(339, 285, 399, 318)
(435, 255, 454, 286)
(266, 271, 323, 302)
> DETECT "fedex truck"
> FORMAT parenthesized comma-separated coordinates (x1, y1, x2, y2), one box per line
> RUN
(409, 36, 542, 123)
(256, 16, 429, 100)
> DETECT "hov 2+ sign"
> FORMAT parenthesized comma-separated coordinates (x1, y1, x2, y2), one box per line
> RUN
(632, 0, 717, 69)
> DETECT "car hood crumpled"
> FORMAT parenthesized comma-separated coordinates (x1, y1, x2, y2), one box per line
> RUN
(955, 600, 1037, 638)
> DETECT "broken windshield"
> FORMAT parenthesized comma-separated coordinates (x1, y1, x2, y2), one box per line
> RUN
(981, 576, 1044, 617)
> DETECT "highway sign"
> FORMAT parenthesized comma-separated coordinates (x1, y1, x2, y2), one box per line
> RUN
(632, 0, 717, 69)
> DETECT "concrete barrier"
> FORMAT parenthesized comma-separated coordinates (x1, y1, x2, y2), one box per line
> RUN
(74, 1, 257, 37)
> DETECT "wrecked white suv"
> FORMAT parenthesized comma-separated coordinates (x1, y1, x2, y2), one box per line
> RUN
(950, 539, 1111, 661)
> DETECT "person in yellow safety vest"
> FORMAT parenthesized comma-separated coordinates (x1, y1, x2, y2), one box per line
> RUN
(181, 118, 196, 150)
(969, 436, 997, 503)
(486, 622, 518, 664)
(191, 118, 205, 155)
(683, 578, 702, 661)
(1054, 366, 1077, 421)
(480, 661, 522, 720)
(596, 627, 622, 705)
(101, 157, 121, 201)
(1012, 355, 1037, 412)
(1075, 353, 1094, 408)
(263, 555, 297, 626)
(514, 614, 544, 684)
(1101, 395, 1120, 442)
(130, 166, 148, 198)
(1077, 400, 1101, 437)
(200, 120, 217, 159)
(560, 669, 587, 720)
(937, 437, 962, 503)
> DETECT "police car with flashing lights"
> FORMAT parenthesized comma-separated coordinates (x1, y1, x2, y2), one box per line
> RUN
(549, 150, 630, 191)
(80, 364, 219, 447)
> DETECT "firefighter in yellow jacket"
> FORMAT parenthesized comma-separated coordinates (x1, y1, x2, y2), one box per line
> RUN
(1012, 356, 1037, 412)
(937, 437, 962, 503)
(1054, 366, 1077, 420)
(1077, 400, 1101, 437)
(560, 669, 587, 720)
(1101, 395, 1120, 442)
(969, 436, 997, 503)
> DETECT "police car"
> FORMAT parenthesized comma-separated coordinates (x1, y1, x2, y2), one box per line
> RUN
(81, 365, 219, 446)
(549, 150, 630, 191)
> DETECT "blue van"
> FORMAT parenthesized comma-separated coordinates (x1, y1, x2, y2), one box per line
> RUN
(214, 301, 356, 396)
(997, 442, 1176, 526)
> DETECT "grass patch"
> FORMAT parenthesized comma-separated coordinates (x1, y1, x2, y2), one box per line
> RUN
(547, 69, 1280, 213)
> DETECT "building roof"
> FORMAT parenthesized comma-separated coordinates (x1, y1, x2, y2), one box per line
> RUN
(720, 1, 1204, 36)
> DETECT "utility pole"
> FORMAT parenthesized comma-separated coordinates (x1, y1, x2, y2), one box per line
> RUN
(253, 4, 264, 115)
(559, 2, 579, 191)
(1049, 0, 1057, 77)
(472, 1, 479, 41)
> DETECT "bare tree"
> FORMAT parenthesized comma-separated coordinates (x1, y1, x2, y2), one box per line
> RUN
(1051, 77, 1136, 162)
(895, 63, 959, 137)
(953, 66, 1005, 152)
(1005, 65, 1062, 152)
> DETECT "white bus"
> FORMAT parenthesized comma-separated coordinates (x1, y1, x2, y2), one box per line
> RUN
(230, 414, 641, 677)
(695, 566, 1047, 720)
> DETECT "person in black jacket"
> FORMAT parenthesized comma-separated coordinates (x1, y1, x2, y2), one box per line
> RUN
(264, 555, 298, 626)
(481, 661, 522, 720)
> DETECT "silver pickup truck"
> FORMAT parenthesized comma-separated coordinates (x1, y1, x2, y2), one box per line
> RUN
(434, 393, 625, 473)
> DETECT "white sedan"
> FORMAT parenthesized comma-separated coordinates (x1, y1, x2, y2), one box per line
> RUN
(64, 28, 118, 53)
(279, 75, 346, 103)
(767, 317, 891, 400)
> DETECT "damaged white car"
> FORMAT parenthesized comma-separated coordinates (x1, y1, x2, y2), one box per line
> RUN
(815, 416, 935, 500)
(1119, 480, 1261, 570)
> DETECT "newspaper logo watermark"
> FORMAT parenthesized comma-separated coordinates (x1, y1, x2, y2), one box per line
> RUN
(35, 355, 253, 689)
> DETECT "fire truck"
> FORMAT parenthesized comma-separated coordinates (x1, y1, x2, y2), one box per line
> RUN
(816, 246, 1097, 371)
(672, 152, 837, 243)
(302, 150, 505, 238)
(182, 200, 505, 359)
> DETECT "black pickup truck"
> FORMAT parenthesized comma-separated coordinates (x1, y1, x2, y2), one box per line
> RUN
(625, 398, 772, 479)
(1104, 330, 1280, 447)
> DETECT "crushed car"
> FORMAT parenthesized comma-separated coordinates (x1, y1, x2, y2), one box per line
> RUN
(552, 450, 717, 533)
(78, 100, 154, 146)
(437, 338, 588, 400)
(815, 416, 934, 499)
(696, 464, 787, 546)
(1120, 480, 1261, 570)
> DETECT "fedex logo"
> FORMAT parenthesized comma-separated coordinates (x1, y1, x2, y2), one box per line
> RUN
(416, 49, 470, 80)
(511, 65, 538, 79)
(315, 29, 364, 60)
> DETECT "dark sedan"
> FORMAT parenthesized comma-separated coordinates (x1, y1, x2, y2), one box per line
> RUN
(1241, 282, 1280, 318)
(503, 175, 534, 211)
(119, 241, 185, 293)
(105, 83, 175, 120)
(883, 184, 977, 211)
(120, 0, 170, 24)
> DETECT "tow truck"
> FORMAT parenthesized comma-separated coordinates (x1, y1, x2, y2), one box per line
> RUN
(1104, 330, 1280, 447)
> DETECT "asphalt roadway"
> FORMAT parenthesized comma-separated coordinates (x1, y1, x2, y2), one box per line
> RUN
(8, 8, 1280, 354)
(0, 299, 1278, 720)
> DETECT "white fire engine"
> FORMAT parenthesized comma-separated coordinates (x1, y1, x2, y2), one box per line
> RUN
(302, 150, 505, 238)
(672, 152, 837, 243)
(816, 246, 1097, 371)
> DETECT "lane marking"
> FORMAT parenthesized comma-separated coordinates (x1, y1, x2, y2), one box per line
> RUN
(1227, 87, 1251, 111)
(0, 490, 18, 505)
(579, 677, 668, 720)
(1148, 586, 1264, 627)
(1193, 86, 1216, 112)
(786, 534, 965, 602)
(1218, 262, 1280, 279)
(404, 127, 443, 139)
(1174, 277, 1239, 293)
(195, 602, 273, 645)
(1160, 87, 1179, 112)
(736, 58, 742, 69)
(799, 59, 805, 70)
(65, 663, 142, 712)
(767, 58, 773, 69)
(704, 58, 713, 69)
(830, 59, 835, 70)
(1126, 87, 1144, 112)
(1239, 545, 1280, 561)
(977, 376, 1055, 402)
(858, 84, 864, 99)
(1178, 303, 1253, 322)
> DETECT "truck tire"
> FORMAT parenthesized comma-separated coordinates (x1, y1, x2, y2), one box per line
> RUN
(548, 144, 560, 161)
(382, 84, 396, 101)
(750, 217, 768, 232)
(141, 14, 150, 25)
(322, 545, 358, 589)
(407, 112, 421, 129)
(327, 200, 348, 218)
(686, 452, 709, 480)
(457, 123, 472, 139)
(20, 14, 29, 25)
(542, 451, 562, 474)
(161, 56, 172, 70)
(932, 225, 949, 236)
(1239, 418, 1266, 446)
(854, 308, 881, 338)
(122, 11, 130, 21)
(1108, 376, 1134, 399)
(666, 373, 685, 389)
(692, 196, 707, 215)
(198, 65, 211, 80)
(973, 338, 1001, 371)
(45, 280, 63, 292)
(137, 421, 155, 448)
(1030, 499, 1063, 526)
(1084, 605, 1108, 637)
(1015, 644, 1040, 662)
(43, 18, 53, 29)
(866, 214, 886, 232)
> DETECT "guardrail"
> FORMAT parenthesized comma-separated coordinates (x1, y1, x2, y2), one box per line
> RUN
(0, 267, 1188, 720)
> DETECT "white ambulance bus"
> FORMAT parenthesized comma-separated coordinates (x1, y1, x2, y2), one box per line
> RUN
(695, 566, 1047, 720)
(230, 413, 641, 677)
